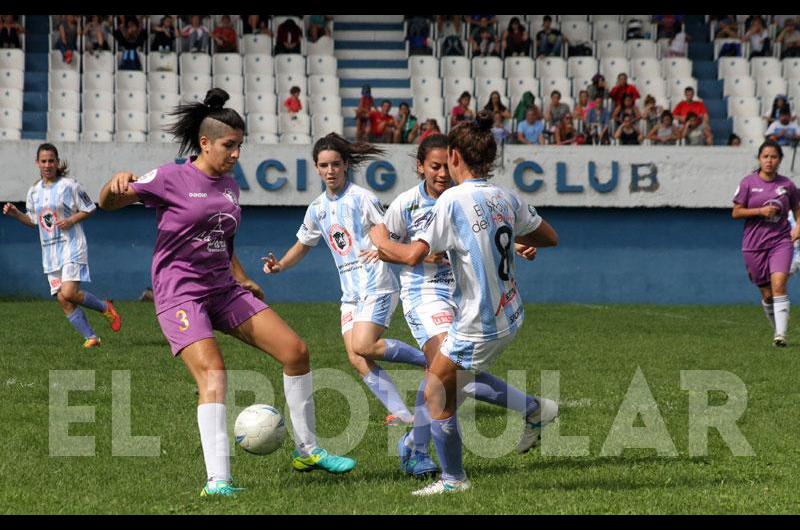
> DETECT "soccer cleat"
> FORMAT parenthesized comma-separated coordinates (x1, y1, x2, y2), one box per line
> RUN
(405, 450, 439, 479)
(411, 477, 471, 496)
(103, 300, 122, 332)
(385, 414, 414, 427)
(291, 447, 356, 474)
(517, 398, 559, 454)
(83, 336, 101, 348)
(773, 335, 788, 347)
(200, 480, 244, 497)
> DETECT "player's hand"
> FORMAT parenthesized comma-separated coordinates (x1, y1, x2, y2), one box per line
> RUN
(56, 218, 75, 230)
(515, 243, 538, 261)
(239, 278, 265, 300)
(369, 224, 390, 245)
(761, 205, 780, 218)
(423, 252, 450, 265)
(109, 172, 137, 195)
(358, 249, 380, 264)
(261, 252, 281, 274)
(3, 202, 20, 218)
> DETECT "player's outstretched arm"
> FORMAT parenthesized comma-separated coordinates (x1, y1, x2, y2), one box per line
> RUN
(369, 223, 429, 266)
(262, 241, 312, 275)
(516, 219, 559, 248)
(98, 172, 141, 211)
(2, 203, 36, 228)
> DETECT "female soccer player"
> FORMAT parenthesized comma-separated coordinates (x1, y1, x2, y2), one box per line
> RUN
(262, 133, 429, 428)
(3, 143, 121, 348)
(97, 89, 355, 498)
(376, 134, 557, 479)
(369, 111, 560, 496)
(732, 140, 800, 347)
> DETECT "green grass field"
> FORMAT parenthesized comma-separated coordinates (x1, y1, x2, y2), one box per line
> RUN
(1, 300, 799, 514)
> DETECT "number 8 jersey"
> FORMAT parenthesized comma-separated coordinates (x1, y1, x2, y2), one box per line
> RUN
(413, 179, 541, 342)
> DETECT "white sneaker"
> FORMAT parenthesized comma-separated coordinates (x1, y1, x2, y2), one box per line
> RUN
(411, 478, 471, 496)
(773, 335, 787, 347)
(517, 398, 559, 454)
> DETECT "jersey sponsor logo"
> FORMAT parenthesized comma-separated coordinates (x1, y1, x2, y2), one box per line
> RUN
(389, 231, 402, 241)
(411, 210, 434, 230)
(777, 186, 787, 196)
(223, 187, 239, 206)
(431, 311, 454, 326)
(495, 280, 519, 316)
(328, 224, 353, 256)
(527, 204, 538, 218)
(39, 208, 57, 233)
(341, 311, 353, 326)
(50, 277, 61, 289)
(78, 190, 93, 208)
(753, 188, 764, 192)
(188, 192, 208, 198)
(191, 211, 239, 253)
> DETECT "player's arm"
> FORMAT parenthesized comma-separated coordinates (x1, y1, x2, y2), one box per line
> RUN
(55, 209, 93, 230)
(231, 253, 265, 300)
(262, 240, 312, 275)
(516, 219, 559, 248)
(731, 203, 778, 219)
(98, 172, 142, 211)
(2, 202, 36, 228)
(369, 223, 429, 266)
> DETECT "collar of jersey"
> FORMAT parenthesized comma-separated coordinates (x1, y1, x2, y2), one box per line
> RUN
(186, 156, 227, 181)
(326, 180, 351, 201)
(463, 178, 488, 184)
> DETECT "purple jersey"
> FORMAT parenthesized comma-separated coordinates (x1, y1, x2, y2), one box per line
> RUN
(733, 173, 800, 251)
(130, 158, 241, 314)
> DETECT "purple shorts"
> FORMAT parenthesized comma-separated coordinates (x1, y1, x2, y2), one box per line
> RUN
(742, 241, 793, 286)
(156, 285, 269, 356)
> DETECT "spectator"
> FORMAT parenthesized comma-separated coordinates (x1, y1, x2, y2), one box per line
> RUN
(369, 99, 398, 143)
(653, 15, 683, 39)
(544, 90, 570, 129)
(308, 15, 332, 43)
(774, 15, 797, 29)
(665, 28, 689, 57)
(242, 15, 272, 36)
(283, 86, 303, 115)
(587, 74, 609, 103)
(672, 86, 708, 125)
(648, 110, 681, 145)
(501, 17, 530, 58)
(212, 15, 238, 53)
(742, 16, 770, 58)
(0, 15, 23, 49)
(437, 15, 464, 56)
(55, 14, 79, 64)
(406, 15, 432, 55)
(416, 118, 441, 144)
(275, 17, 302, 54)
(681, 112, 713, 145)
(114, 17, 146, 70)
(728, 133, 742, 146)
(573, 89, 590, 123)
(150, 15, 176, 52)
(614, 113, 643, 145)
(714, 15, 739, 39)
(450, 91, 475, 127)
(608, 73, 640, 110)
(765, 95, 793, 126)
(472, 25, 499, 57)
(469, 15, 497, 42)
(394, 102, 419, 144)
(765, 108, 800, 146)
(181, 15, 210, 53)
(744, 15, 766, 32)
(584, 95, 611, 145)
(512, 91, 536, 122)
(612, 94, 642, 126)
(642, 95, 663, 133)
(355, 85, 374, 143)
(536, 15, 566, 58)
(777, 19, 800, 58)
(554, 114, 582, 145)
(491, 111, 511, 145)
(82, 15, 110, 52)
(483, 91, 511, 121)
(516, 108, 545, 145)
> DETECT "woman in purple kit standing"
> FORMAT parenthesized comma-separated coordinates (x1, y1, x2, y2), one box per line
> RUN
(732, 140, 800, 347)
(97, 88, 355, 498)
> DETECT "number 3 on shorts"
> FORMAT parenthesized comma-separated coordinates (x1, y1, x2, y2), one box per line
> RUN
(176, 309, 190, 332)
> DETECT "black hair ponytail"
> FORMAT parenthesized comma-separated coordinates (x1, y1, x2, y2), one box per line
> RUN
(166, 88, 246, 157)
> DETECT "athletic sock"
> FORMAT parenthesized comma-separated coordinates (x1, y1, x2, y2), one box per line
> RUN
(66, 307, 96, 339)
(430, 416, 466, 482)
(383, 339, 428, 367)
(81, 290, 108, 313)
(774, 295, 790, 337)
(283, 372, 317, 456)
(463, 371, 540, 418)
(412, 377, 432, 453)
(762, 300, 776, 331)
(362, 364, 413, 423)
(197, 403, 231, 483)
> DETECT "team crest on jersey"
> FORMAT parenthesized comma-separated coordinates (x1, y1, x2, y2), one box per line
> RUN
(328, 224, 353, 256)
(39, 208, 57, 232)
(222, 188, 239, 206)
(191, 212, 239, 252)
(777, 186, 787, 196)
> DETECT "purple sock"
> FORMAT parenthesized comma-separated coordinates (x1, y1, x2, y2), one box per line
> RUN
(66, 307, 96, 339)
(362, 365, 413, 422)
(412, 377, 432, 453)
(464, 371, 540, 417)
(430, 415, 465, 481)
(81, 290, 107, 313)
(383, 339, 427, 367)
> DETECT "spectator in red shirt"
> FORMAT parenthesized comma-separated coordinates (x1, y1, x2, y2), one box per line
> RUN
(212, 15, 238, 53)
(283, 86, 303, 114)
(369, 100, 398, 143)
(450, 91, 476, 128)
(672, 86, 708, 125)
(608, 73, 640, 110)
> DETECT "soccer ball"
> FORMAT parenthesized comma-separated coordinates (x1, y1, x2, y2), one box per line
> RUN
(234, 404, 287, 455)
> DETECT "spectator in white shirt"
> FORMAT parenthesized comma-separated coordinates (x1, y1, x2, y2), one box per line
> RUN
(765, 108, 800, 146)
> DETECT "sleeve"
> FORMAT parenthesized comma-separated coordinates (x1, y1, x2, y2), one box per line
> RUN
(510, 190, 543, 237)
(129, 167, 167, 208)
(361, 192, 387, 228)
(413, 197, 453, 255)
(72, 181, 97, 214)
(732, 178, 750, 205)
(296, 204, 322, 247)
(25, 188, 36, 223)
(382, 197, 408, 243)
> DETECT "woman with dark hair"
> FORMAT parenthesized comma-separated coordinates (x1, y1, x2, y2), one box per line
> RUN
(262, 133, 430, 428)
(766, 95, 792, 126)
(732, 140, 800, 347)
(500, 16, 530, 57)
(483, 90, 511, 121)
(451, 91, 475, 128)
(0, 14, 24, 49)
(611, 93, 642, 126)
(3, 143, 122, 348)
(150, 15, 176, 52)
(368, 111, 560, 496)
(394, 102, 419, 144)
(274, 17, 302, 54)
(97, 89, 355, 497)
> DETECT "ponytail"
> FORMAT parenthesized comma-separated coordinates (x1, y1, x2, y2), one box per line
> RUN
(312, 133, 384, 170)
(447, 109, 497, 179)
(166, 88, 245, 157)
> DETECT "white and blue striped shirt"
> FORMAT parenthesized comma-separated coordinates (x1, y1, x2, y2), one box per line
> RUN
(297, 182, 399, 303)
(383, 181, 455, 313)
(25, 177, 96, 274)
(413, 179, 542, 342)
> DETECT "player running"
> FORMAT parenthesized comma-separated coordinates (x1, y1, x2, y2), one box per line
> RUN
(97, 89, 355, 498)
(262, 133, 429, 428)
(732, 140, 800, 347)
(3, 143, 121, 348)
(369, 111, 560, 496)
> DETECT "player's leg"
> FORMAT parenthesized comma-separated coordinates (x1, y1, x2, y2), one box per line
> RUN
(51, 273, 100, 347)
(350, 294, 427, 367)
(746, 249, 777, 332)
(770, 272, 790, 347)
(758, 283, 775, 331)
(58, 263, 121, 331)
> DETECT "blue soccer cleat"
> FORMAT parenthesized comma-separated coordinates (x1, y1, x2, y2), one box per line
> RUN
(200, 479, 244, 497)
(405, 450, 439, 479)
(292, 447, 357, 474)
(397, 431, 413, 471)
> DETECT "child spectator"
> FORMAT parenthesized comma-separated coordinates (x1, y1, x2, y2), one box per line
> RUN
(416, 118, 441, 144)
(609, 73, 640, 110)
(469, 15, 496, 44)
(83, 15, 110, 52)
(275, 17, 302, 54)
(714, 15, 739, 39)
(544, 90, 571, 129)
(151, 15, 176, 52)
(437, 15, 465, 56)
(536, 15, 566, 57)
(501, 17, 530, 58)
(513, 91, 536, 123)
(55, 15, 79, 64)
(394, 102, 419, 144)
(554, 114, 582, 145)
(585, 95, 611, 145)
(472, 25, 499, 57)
(355, 85, 374, 143)
(727, 133, 742, 146)
(653, 15, 683, 39)
(765, 108, 800, 146)
(491, 111, 511, 145)
(642, 95, 662, 133)
(742, 16, 770, 58)
(612, 94, 643, 126)
(406, 15, 432, 55)
(573, 90, 590, 123)
(672, 86, 708, 125)
(587, 74, 609, 104)
(614, 113, 643, 145)
(369, 100, 398, 143)
(0, 15, 24, 49)
(516, 108, 545, 145)
(114, 17, 146, 70)
(308, 15, 332, 43)
(778, 19, 800, 58)
(182, 15, 210, 53)
(450, 91, 476, 128)
(243, 15, 272, 36)
(212, 15, 238, 53)
(483, 91, 511, 121)
(681, 112, 713, 145)
(283, 86, 303, 115)
(647, 110, 681, 145)
(765, 95, 792, 126)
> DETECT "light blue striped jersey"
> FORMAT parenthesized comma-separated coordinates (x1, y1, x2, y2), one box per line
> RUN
(25, 177, 96, 274)
(413, 179, 542, 342)
(383, 181, 455, 313)
(297, 182, 399, 303)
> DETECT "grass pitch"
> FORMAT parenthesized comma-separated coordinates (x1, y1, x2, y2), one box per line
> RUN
(1, 301, 799, 514)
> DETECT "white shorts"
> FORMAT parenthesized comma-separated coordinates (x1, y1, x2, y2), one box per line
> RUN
(47, 262, 91, 296)
(340, 292, 399, 335)
(403, 299, 457, 349)
(440, 331, 517, 371)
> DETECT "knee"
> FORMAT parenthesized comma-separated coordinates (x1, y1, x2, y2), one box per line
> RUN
(284, 338, 310, 374)
(60, 286, 80, 304)
(351, 337, 377, 358)
(346, 349, 365, 369)
(199, 364, 227, 399)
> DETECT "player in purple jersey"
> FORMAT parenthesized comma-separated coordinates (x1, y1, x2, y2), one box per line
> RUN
(732, 140, 800, 347)
(3, 143, 122, 348)
(97, 89, 355, 498)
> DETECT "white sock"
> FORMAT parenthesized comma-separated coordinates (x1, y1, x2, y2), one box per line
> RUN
(774, 295, 790, 337)
(283, 372, 318, 456)
(197, 403, 231, 483)
(762, 300, 775, 331)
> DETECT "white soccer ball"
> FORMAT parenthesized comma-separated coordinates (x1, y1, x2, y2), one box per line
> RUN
(234, 404, 287, 455)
